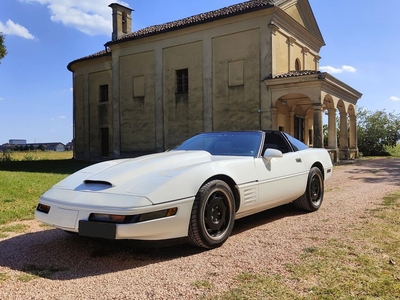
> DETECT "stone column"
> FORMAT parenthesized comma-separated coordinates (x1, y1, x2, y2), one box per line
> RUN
(327, 108, 337, 149)
(339, 111, 349, 149)
(349, 115, 357, 149)
(271, 107, 278, 130)
(339, 111, 349, 159)
(289, 111, 295, 136)
(313, 104, 323, 148)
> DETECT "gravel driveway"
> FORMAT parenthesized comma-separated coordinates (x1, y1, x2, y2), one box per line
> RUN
(1, 158, 399, 299)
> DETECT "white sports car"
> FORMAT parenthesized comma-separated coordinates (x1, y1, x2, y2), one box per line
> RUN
(35, 130, 333, 249)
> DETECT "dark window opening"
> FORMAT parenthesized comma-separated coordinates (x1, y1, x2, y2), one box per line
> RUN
(122, 12, 127, 33)
(294, 116, 305, 142)
(295, 59, 301, 71)
(101, 128, 109, 157)
(176, 69, 188, 94)
(99, 85, 109, 103)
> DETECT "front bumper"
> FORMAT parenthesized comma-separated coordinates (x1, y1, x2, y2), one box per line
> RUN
(35, 194, 194, 241)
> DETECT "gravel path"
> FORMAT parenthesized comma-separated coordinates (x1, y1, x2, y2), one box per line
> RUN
(0, 158, 399, 299)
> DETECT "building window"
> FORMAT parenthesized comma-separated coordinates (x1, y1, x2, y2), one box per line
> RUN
(101, 127, 109, 157)
(99, 84, 109, 103)
(295, 59, 301, 71)
(176, 69, 188, 94)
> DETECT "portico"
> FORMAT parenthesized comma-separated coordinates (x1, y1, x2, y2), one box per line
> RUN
(265, 71, 362, 161)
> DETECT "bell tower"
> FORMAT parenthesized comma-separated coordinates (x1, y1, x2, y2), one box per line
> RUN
(109, 3, 133, 41)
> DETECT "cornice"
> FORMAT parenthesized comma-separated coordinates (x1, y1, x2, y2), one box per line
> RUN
(271, 8, 325, 52)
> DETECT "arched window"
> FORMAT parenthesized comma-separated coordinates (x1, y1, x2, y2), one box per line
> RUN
(122, 12, 128, 33)
(295, 58, 301, 71)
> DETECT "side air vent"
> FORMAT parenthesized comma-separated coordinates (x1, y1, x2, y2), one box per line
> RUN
(84, 180, 113, 187)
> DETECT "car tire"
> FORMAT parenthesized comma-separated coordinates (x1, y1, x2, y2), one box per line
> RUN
(188, 180, 235, 249)
(293, 167, 324, 212)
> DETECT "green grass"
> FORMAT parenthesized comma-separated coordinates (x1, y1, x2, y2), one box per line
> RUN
(0, 224, 29, 238)
(0, 273, 10, 283)
(21, 264, 68, 279)
(0, 151, 91, 224)
(213, 190, 400, 299)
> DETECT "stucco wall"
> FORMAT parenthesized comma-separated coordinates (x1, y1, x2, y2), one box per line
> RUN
(163, 41, 204, 149)
(275, 31, 289, 74)
(213, 29, 261, 131)
(74, 74, 85, 158)
(88, 70, 112, 156)
(119, 51, 156, 153)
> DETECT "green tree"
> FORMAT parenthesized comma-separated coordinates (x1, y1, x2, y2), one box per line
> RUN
(357, 107, 400, 156)
(0, 33, 7, 64)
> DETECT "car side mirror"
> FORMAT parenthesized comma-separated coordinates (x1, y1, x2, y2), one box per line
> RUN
(263, 148, 283, 159)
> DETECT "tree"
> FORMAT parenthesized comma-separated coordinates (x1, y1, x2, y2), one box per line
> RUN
(0, 33, 7, 64)
(357, 107, 400, 156)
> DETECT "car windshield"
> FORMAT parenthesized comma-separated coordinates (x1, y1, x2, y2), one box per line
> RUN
(174, 132, 263, 157)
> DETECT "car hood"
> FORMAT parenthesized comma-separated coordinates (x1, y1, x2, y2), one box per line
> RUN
(49, 150, 255, 205)
(89, 151, 212, 185)
(53, 151, 211, 191)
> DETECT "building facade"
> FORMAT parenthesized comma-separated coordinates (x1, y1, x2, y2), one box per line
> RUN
(68, 0, 362, 161)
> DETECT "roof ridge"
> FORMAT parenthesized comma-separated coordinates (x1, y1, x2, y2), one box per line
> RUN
(109, 0, 275, 44)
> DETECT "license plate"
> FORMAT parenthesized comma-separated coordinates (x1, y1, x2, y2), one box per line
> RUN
(79, 220, 116, 239)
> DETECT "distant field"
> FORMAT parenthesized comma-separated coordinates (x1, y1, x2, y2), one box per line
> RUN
(0, 151, 90, 224)
(2, 150, 73, 161)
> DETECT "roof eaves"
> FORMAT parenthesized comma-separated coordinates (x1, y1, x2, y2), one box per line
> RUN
(67, 49, 112, 72)
(106, 0, 275, 46)
(265, 70, 321, 80)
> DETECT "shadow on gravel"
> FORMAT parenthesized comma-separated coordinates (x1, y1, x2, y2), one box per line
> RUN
(0, 204, 302, 280)
(343, 158, 400, 186)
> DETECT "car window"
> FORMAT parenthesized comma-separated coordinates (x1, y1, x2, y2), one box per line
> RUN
(263, 132, 291, 154)
(283, 133, 308, 151)
(174, 132, 262, 157)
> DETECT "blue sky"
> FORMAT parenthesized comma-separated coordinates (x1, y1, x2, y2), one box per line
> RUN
(0, 0, 399, 144)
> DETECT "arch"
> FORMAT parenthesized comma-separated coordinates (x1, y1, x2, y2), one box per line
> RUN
(323, 94, 335, 109)
(336, 99, 346, 114)
(347, 104, 356, 116)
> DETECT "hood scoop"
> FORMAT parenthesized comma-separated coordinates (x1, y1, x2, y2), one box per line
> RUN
(84, 180, 113, 187)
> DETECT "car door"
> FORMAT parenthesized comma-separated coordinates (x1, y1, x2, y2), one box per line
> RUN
(255, 133, 308, 209)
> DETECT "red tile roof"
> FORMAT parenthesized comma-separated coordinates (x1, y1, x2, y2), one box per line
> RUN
(266, 70, 321, 79)
(68, 0, 275, 69)
(108, 0, 275, 44)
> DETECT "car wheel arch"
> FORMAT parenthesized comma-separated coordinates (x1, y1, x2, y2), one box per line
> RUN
(200, 175, 240, 213)
(311, 162, 324, 180)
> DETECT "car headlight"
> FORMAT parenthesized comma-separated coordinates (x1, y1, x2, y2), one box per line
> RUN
(89, 207, 178, 224)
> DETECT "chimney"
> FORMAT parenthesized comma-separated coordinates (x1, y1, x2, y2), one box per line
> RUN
(109, 3, 133, 41)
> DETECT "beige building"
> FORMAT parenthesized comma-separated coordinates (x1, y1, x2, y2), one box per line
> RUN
(68, 0, 362, 161)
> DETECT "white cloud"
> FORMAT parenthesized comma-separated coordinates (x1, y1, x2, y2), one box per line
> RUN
(59, 116, 66, 119)
(20, 0, 129, 36)
(389, 96, 400, 102)
(0, 19, 36, 39)
(320, 65, 357, 74)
